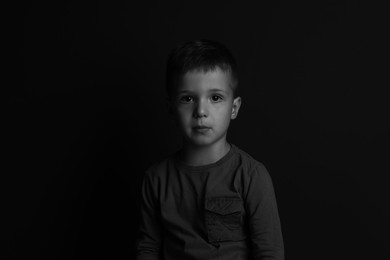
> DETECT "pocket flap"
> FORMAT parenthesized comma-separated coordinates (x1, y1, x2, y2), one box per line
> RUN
(205, 197, 243, 215)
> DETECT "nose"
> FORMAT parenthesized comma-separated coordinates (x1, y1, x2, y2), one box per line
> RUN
(193, 99, 208, 118)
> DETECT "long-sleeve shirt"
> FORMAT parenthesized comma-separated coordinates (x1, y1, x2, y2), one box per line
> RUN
(136, 144, 284, 260)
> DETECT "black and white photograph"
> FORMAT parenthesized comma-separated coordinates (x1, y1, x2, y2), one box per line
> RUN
(7, 0, 388, 259)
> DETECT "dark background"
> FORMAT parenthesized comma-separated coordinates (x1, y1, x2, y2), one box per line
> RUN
(7, 0, 388, 259)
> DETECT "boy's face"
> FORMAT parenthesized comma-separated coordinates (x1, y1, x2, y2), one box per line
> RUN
(170, 68, 241, 148)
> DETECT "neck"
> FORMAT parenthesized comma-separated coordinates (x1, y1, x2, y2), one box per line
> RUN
(180, 140, 231, 166)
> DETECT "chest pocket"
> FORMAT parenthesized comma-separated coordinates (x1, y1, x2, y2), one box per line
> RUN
(204, 196, 247, 244)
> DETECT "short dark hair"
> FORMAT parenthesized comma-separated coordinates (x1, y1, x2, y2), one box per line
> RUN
(166, 39, 239, 98)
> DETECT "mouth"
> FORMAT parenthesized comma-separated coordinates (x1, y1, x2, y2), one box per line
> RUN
(192, 125, 211, 133)
(193, 124, 211, 129)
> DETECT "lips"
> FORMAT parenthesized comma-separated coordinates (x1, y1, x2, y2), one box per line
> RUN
(192, 125, 211, 133)
(193, 125, 211, 130)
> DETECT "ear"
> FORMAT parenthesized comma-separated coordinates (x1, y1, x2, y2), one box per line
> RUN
(231, 96, 242, 120)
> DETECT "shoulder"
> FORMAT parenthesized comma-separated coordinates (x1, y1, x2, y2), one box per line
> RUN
(144, 152, 177, 179)
(232, 145, 275, 199)
(233, 145, 269, 176)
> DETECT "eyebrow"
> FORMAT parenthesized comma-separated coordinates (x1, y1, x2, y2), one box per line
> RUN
(208, 88, 226, 93)
(177, 88, 227, 94)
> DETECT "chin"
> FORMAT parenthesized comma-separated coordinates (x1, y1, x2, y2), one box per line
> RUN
(184, 136, 212, 147)
(188, 140, 212, 147)
(189, 135, 226, 148)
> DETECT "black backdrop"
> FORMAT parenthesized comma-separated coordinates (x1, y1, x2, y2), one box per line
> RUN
(8, 0, 389, 259)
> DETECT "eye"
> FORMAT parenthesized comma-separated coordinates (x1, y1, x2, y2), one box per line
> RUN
(211, 95, 223, 102)
(179, 96, 194, 103)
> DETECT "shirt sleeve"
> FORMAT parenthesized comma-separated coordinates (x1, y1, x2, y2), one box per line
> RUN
(135, 171, 162, 260)
(244, 163, 284, 260)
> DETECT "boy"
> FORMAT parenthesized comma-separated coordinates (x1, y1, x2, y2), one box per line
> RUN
(136, 40, 284, 260)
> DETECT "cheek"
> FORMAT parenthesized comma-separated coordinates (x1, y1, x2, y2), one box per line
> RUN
(177, 107, 191, 117)
(218, 105, 233, 119)
(175, 108, 192, 124)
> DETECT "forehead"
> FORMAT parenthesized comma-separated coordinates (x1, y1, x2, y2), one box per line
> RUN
(177, 68, 233, 94)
